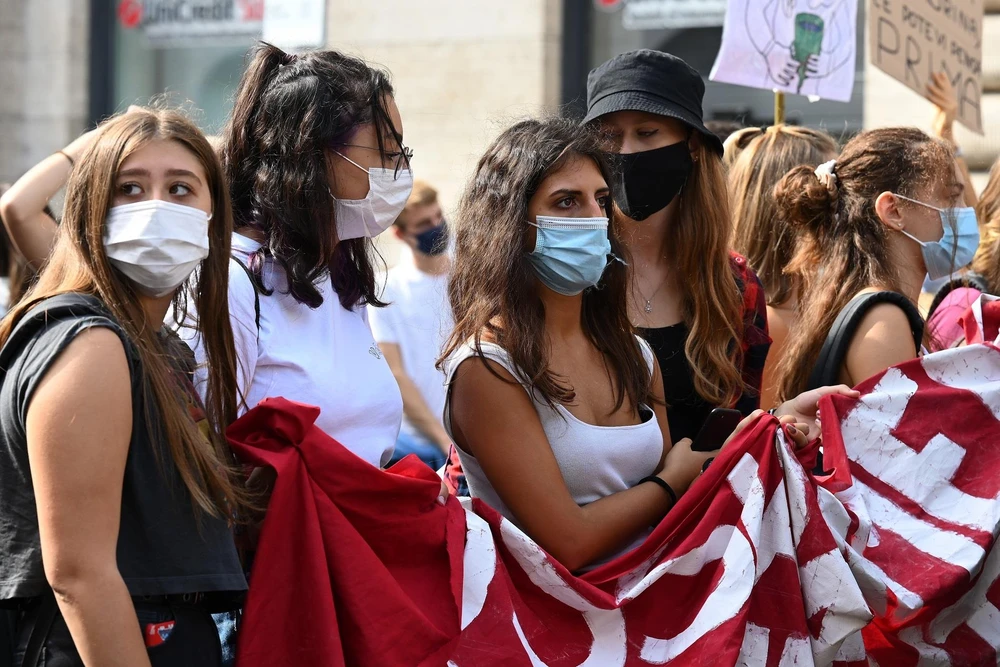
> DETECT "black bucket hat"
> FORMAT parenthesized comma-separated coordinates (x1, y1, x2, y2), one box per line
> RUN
(583, 49, 724, 156)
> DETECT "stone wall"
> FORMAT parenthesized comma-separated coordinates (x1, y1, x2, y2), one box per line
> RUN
(324, 0, 564, 264)
(0, 0, 90, 185)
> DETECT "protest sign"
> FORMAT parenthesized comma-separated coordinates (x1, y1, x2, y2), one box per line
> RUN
(710, 0, 858, 102)
(869, 0, 983, 133)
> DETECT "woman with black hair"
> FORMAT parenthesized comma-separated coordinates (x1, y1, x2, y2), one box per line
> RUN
(180, 43, 411, 470)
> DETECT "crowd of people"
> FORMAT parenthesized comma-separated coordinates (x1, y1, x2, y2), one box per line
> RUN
(0, 41, 988, 665)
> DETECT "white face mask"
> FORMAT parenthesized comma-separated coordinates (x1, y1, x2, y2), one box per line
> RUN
(332, 151, 413, 241)
(104, 200, 211, 297)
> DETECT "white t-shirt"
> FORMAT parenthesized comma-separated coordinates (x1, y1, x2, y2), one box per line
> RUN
(179, 233, 403, 468)
(369, 261, 453, 443)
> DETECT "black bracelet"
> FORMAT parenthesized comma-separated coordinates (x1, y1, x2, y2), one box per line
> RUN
(57, 150, 74, 167)
(638, 475, 678, 507)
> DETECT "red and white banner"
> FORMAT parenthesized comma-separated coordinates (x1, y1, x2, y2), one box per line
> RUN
(228, 338, 1000, 666)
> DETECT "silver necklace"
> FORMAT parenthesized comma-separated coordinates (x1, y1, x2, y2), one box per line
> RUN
(638, 277, 669, 314)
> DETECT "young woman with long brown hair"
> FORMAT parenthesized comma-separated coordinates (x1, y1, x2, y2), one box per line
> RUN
(440, 118, 818, 573)
(582, 50, 772, 443)
(773, 127, 970, 399)
(0, 108, 248, 666)
(727, 125, 839, 408)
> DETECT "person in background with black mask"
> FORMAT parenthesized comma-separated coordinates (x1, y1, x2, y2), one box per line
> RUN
(583, 50, 839, 442)
(370, 180, 454, 471)
(583, 50, 772, 443)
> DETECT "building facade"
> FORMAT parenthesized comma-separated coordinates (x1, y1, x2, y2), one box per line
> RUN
(0, 0, 995, 215)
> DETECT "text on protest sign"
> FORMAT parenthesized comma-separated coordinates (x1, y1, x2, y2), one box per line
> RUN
(869, 0, 983, 133)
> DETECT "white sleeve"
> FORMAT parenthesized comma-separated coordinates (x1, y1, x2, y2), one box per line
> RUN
(636, 336, 657, 377)
(227, 259, 261, 414)
(171, 285, 211, 404)
(368, 275, 400, 345)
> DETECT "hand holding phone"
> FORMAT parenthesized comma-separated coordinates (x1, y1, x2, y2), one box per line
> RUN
(691, 408, 744, 452)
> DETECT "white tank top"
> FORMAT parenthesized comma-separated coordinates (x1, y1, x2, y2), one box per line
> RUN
(442, 337, 664, 568)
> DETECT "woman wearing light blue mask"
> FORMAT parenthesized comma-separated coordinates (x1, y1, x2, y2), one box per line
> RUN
(437, 119, 813, 572)
(773, 127, 965, 399)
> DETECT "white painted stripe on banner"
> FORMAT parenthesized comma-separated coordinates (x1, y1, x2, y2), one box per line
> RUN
(965, 602, 1000, 651)
(500, 519, 628, 667)
(833, 631, 867, 662)
(898, 627, 952, 666)
(845, 547, 924, 618)
(640, 527, 755, 664)
(853, 478, 985, 573)
(461, 510, 496, 630)
(922, 343, 1000, 421)
(929, 541, 1000, 645)
(842, 368, 1000, 533)
(736, 623, 770, 667)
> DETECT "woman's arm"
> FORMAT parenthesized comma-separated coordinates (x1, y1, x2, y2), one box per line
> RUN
(842, 303, 919, 387)
(0, 128, 100, 268)
(26, 327, 151, 667)
(928, 72, 978, 208)
(450, 357, 712, 572)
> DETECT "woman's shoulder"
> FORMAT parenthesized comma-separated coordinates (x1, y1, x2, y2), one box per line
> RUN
(0, 294, 133, 407)
(7, 293, 124, 343)
(844, 291, 923, 374)
(442, 338, 528, 387)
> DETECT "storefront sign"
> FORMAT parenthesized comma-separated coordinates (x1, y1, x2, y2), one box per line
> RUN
(622, 0, 727, 30)
(869, 0, 983, 133)
(118, 0, 263, 45)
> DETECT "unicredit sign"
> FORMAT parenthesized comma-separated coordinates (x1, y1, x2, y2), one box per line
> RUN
(118, 0, 263, 44)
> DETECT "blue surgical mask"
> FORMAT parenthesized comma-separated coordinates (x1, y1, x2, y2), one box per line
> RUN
(527, 216, 612, 296)
(894, 194, 980, 280)
(414, 222, 449, 256)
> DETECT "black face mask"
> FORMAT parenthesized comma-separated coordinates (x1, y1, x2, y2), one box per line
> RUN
(612, 141, 693, 221)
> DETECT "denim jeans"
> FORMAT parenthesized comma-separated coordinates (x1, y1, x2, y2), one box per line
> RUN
(389, 430, 447, 472)
(212, 611, 239, 667)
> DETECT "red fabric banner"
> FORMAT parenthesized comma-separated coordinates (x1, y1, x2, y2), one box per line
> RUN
(229, 341, 1000, 666)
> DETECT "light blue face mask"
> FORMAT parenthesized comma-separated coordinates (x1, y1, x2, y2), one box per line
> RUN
(894, 193, 980, 281)
(527, 215, 613, 296)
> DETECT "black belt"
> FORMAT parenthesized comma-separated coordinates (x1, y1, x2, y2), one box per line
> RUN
(136, 592, 207, 606)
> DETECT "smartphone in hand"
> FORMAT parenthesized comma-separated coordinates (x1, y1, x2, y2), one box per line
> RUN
(691, 408, 743, 452)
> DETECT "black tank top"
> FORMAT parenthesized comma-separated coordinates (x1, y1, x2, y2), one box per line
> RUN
(0, 294, 246, 605)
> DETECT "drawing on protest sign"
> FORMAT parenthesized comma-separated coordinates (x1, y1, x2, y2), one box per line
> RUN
(710, 0, 858, 102)
(869, 0, 983, 133)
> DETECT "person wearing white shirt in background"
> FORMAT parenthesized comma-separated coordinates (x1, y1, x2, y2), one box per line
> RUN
(371, 181, 454, 470)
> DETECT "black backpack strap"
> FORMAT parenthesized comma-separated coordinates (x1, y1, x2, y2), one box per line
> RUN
(806, 291, 924, 391)
(230, 256, 261, 334)
(927, 273, 990, 321)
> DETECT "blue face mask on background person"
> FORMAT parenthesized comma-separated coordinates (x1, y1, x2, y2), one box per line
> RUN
(894, 193, 980, 280)
(414, 222, 449, 256)
(527, 215, 612, 296)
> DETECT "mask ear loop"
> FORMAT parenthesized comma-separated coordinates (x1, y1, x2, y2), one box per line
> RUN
(332, 150, 369, 174)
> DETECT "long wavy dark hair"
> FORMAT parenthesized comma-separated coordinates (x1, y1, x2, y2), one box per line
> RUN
(223, 42, 401, 309)
(440, 118, 650, 413)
